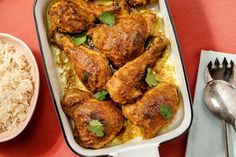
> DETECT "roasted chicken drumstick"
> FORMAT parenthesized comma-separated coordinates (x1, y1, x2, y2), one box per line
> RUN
(52, 32, 112, 92)
(106, 37, 169, 104)
(62, 89, 124, 148)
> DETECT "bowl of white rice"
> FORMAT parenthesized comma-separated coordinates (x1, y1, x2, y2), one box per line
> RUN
(0, 33, 39, 142)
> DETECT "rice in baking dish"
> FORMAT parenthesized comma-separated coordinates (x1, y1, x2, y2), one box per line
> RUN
(0, 40, 34, 132)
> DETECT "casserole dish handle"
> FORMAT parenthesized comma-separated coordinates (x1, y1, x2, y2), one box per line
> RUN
(110, 144, 160, 157)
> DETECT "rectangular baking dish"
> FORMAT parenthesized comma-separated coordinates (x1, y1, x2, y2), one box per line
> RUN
(33, 0, 193, 156)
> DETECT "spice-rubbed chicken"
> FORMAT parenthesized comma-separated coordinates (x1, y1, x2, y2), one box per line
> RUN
(52, 32, 112, 92)
(61, 88, 93, 117)
(48, 0, 119, 33)
(106, 37, 169, 104)
(61, 89, 124, 148)
(47, 0, 181, 149)
(87, 12, 157, 68)
(122, 83, 179, 139)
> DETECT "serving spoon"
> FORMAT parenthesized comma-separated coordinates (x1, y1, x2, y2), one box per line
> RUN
(204, 80, 236, 157)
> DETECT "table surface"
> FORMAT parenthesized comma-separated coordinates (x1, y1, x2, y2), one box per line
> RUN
(1, 0, 236, 156)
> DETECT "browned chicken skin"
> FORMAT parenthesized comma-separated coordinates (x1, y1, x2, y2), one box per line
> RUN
(122, 83, 179, 139)
(52, 32, 112, 92)
(48, 0, 120, 33)
(49, 0, 180, 149)
(126, 0, 157, 7)
(87, 12, 157, 68)
(61, 89, 124, 148)
(106, 37, 169, 104)
(61, 88, 92, 117)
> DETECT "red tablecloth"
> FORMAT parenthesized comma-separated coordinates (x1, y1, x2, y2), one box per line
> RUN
(0, 0, 236, 156)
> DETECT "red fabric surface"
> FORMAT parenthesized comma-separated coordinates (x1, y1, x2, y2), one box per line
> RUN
(0, 0, 236, 156)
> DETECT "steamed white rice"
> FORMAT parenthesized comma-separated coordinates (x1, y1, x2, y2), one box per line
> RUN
(0, 40, 34, 132)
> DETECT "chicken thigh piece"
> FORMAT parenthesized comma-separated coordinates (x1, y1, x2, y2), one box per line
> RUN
(61, 89, 124, 148)
(52, 32, 112, 92)
(106, 37, 169, 104)
(48, 0, 119, 33)
(87, 12, 157, 68)
(122, 83, 179, 139)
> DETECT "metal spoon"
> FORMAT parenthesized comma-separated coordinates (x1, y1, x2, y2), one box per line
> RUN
(204, 80, 236, 157)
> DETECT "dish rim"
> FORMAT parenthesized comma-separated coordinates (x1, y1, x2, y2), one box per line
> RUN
(0, 33, 40, 142)
(33, 0, 193, 156)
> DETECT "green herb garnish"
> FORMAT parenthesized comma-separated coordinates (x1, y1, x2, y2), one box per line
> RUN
(74, 32, 87, 46)
(159, 104, 173, 120)
(144, 37, 153, 50)
(94, 90, 108, 101)
(145, 68, 158, 87)
(89, 119, 104, 137)
(98, 11, 116, 27)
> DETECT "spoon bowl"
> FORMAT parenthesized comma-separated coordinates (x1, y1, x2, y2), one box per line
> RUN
(204, 80, 236, 131)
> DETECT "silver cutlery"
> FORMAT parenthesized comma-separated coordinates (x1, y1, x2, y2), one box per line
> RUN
(205, 58, 236, 88)
(204, 58, 236, 157)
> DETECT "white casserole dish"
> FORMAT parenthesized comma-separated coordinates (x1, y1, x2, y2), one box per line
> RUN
(33, 0, 193, 156)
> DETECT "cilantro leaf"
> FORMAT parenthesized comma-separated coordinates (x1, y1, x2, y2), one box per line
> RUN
(144, 37, 153, 50)
(94, 90, 108, 101)
(159, 104, 173, 120)
(89, 119, 104, 137)
(74, 32, 87, 46)
(98, 11, 116, 27)
(145, 68, 158, 87)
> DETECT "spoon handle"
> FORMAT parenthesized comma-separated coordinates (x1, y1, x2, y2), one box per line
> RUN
(223, 120, 231, 157)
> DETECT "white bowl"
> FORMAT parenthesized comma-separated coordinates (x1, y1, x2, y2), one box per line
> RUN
(0, 33, 40, 142)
